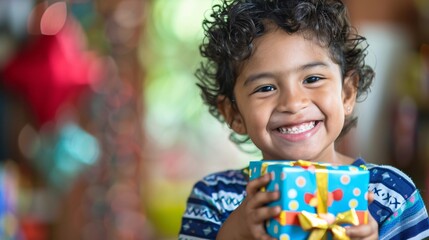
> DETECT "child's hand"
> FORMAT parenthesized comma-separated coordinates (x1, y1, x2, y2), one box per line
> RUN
(217, 173, 280, 240)
(345, 192, 379, 239)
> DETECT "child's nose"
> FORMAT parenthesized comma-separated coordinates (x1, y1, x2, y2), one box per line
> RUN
(276, 87, 309, 113)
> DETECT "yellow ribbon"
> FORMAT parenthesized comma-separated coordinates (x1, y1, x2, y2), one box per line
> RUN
(293, 160, 349, 240)
(298, 209, 359, 240)
(291, 160, 330, 215)
(291, 160, 331, 168)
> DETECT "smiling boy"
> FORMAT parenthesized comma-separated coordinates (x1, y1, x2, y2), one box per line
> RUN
(222, 29, 357, 164)
(179, 0, 429, 239)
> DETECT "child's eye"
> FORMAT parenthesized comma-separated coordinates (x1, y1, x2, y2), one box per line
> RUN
(303, 76, 324, 84)
(254, 85, 276, 93)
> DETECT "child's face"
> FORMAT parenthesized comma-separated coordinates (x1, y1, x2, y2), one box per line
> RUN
(220, 29, 357, 163)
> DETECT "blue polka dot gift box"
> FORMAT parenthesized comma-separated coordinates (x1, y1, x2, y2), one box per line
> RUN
(249, 160, 369, 240)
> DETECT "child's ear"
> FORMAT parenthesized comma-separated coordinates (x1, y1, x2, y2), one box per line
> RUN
(342, 72, 359, 115)
(217, 96, 247, 134)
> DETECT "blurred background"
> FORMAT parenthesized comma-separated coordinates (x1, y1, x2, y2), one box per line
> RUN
(0, 0, 427, 239)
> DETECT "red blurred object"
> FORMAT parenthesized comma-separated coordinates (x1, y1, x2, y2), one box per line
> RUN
(1, 19, 102, 127)
(21, 218, 49, 240)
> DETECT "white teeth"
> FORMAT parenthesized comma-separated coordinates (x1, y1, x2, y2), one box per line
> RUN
(278, 121, 316, 134)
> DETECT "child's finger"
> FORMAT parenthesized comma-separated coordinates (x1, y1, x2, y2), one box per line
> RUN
(367, 191, 374, 204)
(247, 219, 278, 240)
(346, 212, 378, 239)
(247, 190, 280, 209)
(246, 173, 271, 195)
(249, 227, 277, 240)
(249, 205, 281, 223)
(257, 233, 277, 240)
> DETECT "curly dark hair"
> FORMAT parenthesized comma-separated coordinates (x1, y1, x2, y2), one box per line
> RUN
(196, 0, 374, 145)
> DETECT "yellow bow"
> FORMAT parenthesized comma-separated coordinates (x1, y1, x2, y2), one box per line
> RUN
(298, 209, 359, 240)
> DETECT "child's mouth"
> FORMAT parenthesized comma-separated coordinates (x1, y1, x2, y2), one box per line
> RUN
(277, 121, 317, 134)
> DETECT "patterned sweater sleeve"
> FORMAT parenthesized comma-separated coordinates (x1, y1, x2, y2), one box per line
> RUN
(178, 170, 247, 240)
(367, 164, 429, 240)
